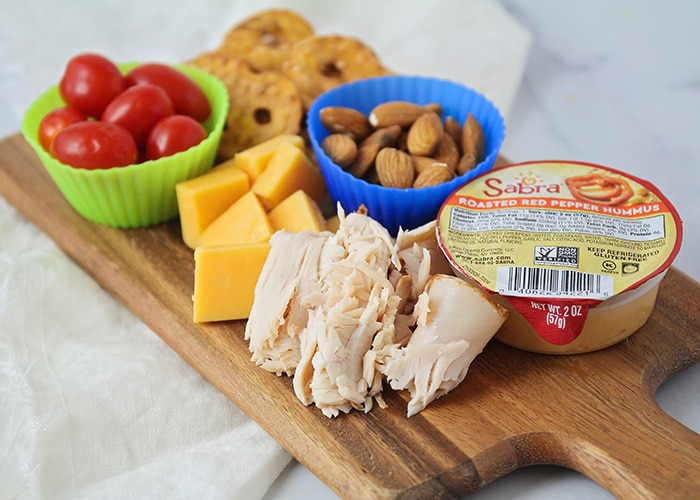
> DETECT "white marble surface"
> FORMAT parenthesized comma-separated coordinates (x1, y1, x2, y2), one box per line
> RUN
(1, 1, 698, 499)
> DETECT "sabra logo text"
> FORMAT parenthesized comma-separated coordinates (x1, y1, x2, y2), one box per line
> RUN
(483, 171, 561, 198)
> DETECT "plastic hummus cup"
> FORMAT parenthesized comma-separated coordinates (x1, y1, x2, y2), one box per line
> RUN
(436, 160, 683, 354)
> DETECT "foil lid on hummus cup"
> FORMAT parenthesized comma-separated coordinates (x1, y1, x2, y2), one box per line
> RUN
(436, 160, 683, 346)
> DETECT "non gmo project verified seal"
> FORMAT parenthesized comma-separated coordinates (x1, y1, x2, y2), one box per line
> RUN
(534, 246, 579, 268)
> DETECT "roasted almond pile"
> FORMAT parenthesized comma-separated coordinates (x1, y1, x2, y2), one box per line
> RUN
(319, 101, 486, 189)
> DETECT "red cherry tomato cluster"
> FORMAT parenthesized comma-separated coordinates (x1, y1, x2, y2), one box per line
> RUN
(40, 53, 211, 170)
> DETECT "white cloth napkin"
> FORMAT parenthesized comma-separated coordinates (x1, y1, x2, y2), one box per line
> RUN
(0, 1, 530, 498)
(1, 199, 290, 499)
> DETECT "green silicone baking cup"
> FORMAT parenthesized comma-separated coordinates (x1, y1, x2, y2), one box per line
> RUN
(21, 62, 229, 228)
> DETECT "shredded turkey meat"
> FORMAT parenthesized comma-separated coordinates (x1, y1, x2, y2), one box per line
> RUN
(379, 274, 508, 417)
(294, 208, 401, 417)
(245, 207, 508, 418)
(244, 230, 330, 376)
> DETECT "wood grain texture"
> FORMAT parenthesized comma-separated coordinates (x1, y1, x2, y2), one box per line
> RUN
(1, 132, 699, 499)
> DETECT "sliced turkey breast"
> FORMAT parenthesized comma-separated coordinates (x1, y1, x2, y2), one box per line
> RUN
(380, 274, 508, 417)
(395, 220, 453, 276)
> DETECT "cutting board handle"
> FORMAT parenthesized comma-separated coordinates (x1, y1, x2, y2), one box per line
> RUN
(562, 397, 700, 498)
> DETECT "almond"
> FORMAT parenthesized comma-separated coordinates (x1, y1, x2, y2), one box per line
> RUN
(375, 147, 414, 188)
(369, 101, 430, 128)
(361, 124, 402, 148)
(424, 102, 443, 117)
(321, 133, 357, 168)
(444, 116, 462, 151)
(413, 164, 455, 188)
(320, 106, 373, 141)
(456, 152, 478, 175)
(461, 112, 485, 162)
(433, 132, 460, 172)
(396, 129, 409, 151)
(364, 166, 381, 185)
(411, 155, 448, 175)
(406, 112, 443, 156)
(347, 142, 380, 178)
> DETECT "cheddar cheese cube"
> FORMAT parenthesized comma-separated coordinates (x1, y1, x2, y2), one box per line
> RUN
(251, 142, 327, 210)
(193, 243, 271, 322)
(198, 191, 273, 247)
(176, 165, 250, 249)
(325, 215, 341, 233)
(268, 190, 327, 233)
(213, 156, 240, 170)
(234, 134, 305, 182)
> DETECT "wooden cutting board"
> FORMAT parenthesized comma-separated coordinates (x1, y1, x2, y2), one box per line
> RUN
(1, 132, 699, 499)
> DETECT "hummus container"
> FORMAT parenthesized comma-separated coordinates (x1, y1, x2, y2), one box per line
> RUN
(436, 160, 683, 354)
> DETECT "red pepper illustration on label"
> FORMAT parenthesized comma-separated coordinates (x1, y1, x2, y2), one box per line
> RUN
(565, 173, 634, 206)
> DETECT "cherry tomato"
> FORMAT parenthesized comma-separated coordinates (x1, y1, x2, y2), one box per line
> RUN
(101, 83, 173, 147)
(59, 53, 125, 117)
(124, 63, 211, 122)
(38, 106, 87, 151)
(146, 115, 206, 161)
(50, 121, 137, 169)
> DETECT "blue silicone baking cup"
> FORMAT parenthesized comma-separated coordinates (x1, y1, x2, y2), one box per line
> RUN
(307, 75, 506, 235)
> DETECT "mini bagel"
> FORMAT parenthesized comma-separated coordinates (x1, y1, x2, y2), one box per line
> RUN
(208, 58, 304, 160)
(219, 9, 315, 72)
(282, 35, 391, 109)
(186, 51, 242, 81)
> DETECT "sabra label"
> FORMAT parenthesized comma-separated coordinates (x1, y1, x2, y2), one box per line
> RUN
(437, 161, 683, 345)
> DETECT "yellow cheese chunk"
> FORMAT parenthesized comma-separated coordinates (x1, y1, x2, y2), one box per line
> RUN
(198, 191, 273, 247)
(176, 165, 250, 249)
(214, 156, 239, 170)
(268, 189, 327, 233)
(325, 215, 341, 233)
(193, 243, 271, 322)
(251, 142, 327, 210)
(234, 134, 305, 182)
